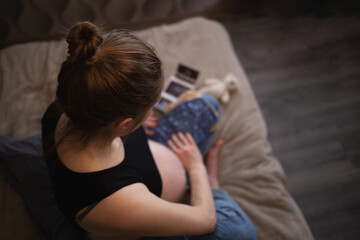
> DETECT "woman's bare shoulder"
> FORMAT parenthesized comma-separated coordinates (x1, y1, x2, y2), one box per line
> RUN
(77, 183, 151, 237)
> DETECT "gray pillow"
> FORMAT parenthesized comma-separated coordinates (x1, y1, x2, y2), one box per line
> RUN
(0, 134, 88, 240)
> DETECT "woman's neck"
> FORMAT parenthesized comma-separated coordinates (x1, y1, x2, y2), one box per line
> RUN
(56, 114, 125, 172)
(85, 134, 123, 161)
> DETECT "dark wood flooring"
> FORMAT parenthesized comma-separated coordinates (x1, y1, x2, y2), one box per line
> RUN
(214, 15, 360, 239)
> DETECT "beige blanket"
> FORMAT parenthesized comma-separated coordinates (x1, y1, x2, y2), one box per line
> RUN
(0, 17, 313, 239)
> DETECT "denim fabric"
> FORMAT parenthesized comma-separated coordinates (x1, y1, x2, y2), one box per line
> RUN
(141, 190, 257, 240)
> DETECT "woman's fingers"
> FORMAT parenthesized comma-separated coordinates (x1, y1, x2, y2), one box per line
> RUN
(171, 134, 183, 148)
(185, 132, 196, 145)
(167, 139, 179, 152)
(142, 114, 158, 137)
(169, 132, 196, 148)
(167, 132, 200, 150)
(178, 132, 189, 145)
(167, 132, 191, 153)
(170, 132, 191, 147)
(143, 116, 158, 128)
(146, 116, 158, 127)
(167, 132, 204, 171)
(144, 128, 156, 137)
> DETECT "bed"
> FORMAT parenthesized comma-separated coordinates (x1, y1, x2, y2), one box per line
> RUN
(0, 1, 313, 239)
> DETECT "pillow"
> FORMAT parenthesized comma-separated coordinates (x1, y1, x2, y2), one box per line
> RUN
(0, 134, 87, 240)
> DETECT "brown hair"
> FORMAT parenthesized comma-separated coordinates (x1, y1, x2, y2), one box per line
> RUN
(56, 22, 163, 145)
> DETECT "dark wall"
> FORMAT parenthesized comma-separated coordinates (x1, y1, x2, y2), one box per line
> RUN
(215, 0, 360, 17)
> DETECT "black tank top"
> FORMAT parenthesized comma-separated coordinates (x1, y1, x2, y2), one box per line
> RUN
(41, 102, 162, 220)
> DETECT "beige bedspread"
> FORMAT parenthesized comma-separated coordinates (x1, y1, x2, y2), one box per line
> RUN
(0, 17, 313, 239)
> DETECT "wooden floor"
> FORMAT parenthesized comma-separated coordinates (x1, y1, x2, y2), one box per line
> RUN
(214, 15, 360, 239)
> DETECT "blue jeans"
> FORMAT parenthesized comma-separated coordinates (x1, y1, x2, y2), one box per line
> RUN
(141, 189, 257, 240)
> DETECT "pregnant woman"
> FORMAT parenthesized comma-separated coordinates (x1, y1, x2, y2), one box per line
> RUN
(41, 21, 256, 240)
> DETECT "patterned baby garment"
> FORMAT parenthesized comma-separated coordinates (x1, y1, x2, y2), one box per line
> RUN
(148, 97, 219, 147)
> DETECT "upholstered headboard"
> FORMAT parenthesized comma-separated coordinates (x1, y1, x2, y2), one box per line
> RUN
(0, 0, 218, 49)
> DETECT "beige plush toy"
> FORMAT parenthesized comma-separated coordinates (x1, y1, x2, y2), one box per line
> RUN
(199, 73, 240, 104)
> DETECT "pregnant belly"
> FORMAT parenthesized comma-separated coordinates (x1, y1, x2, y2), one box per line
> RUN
(148, 140, 187, 203)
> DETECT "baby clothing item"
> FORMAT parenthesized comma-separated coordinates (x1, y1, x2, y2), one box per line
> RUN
(149, 94, 221, 155)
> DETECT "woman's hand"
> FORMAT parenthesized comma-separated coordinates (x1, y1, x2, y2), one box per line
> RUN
(142, 111, 158, 136)
(167, 132, 204, 172)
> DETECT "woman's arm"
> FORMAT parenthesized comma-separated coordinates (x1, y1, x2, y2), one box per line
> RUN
(79, 183, 216, 237)
(167, 132, 216, 226)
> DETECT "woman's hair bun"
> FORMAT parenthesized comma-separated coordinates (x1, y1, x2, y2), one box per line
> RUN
(66, 21, 103, 64)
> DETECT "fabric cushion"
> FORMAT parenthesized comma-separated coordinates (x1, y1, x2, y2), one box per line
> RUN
(0, 134, 86, 240)
(0, 17, 314, 239)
